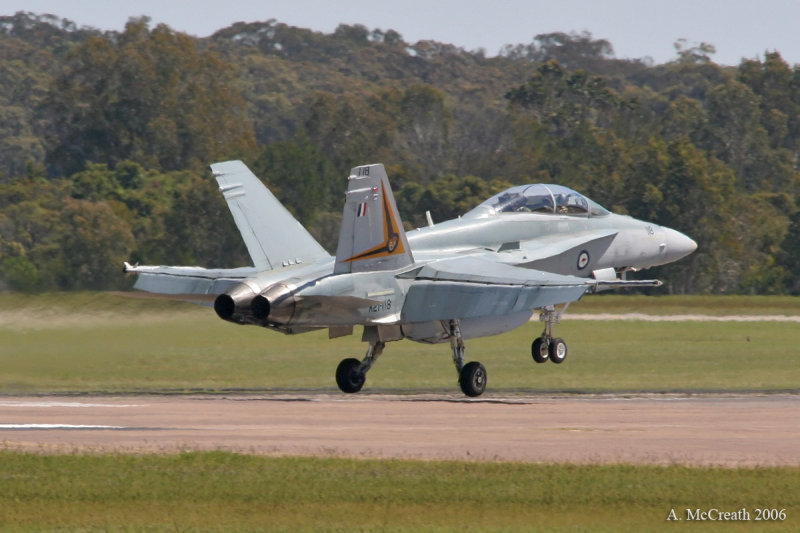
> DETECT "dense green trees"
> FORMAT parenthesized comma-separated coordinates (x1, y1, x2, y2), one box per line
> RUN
(42, 17, 256, 176)
(0, 13, 798, 294)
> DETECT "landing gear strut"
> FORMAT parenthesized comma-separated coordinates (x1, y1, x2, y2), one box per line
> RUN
(334, 321, 488, 397)
(450, 319, 487, 397)
(531, 305, 568, 365)
(335, 341, 385, 393)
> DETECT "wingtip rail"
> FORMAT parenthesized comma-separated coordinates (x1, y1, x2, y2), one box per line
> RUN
(588, 278, 663, 293)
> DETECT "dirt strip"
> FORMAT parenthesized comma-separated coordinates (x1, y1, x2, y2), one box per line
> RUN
(1, 394, 798, 466)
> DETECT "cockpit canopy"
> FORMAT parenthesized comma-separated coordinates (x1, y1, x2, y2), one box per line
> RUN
(466, 184, 610, 218)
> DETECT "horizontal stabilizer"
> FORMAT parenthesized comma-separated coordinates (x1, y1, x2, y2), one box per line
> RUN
(211, 160, 330, 270)
(123, 262, 255, 303)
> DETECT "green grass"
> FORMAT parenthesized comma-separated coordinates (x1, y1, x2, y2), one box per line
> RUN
(0, 451, 797, 532)
(570, 293, 800, 315)
(2, 292, 800, 393)
(2, 294, 799, 531)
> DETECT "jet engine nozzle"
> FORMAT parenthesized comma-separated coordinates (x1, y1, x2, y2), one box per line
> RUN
(214, 283, 258, 323)
(251, 295, 270, 319)
(213, 294, 237, 320)
(251, 282, 297, 324)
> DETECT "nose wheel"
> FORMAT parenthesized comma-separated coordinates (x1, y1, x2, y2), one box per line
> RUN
(531, 306, 569, 365)
(532, 337, 549, 363)
(531, 336, 568, 364)
(548, 337, 567, 363)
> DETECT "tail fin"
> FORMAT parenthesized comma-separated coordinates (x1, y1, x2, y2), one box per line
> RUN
(211, 160, 330, 270)
(334, 164, 414, 274)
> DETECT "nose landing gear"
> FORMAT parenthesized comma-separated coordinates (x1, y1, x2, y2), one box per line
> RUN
(531, 305, 569, 365)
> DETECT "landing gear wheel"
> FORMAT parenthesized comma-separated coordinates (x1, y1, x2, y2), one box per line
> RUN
(531, 337, 549, 363)
(548, 338, 567, 364)
(336, 357, 365, 393)
(459, 361, 487, 397)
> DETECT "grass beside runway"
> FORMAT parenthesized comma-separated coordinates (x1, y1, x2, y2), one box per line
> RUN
(1, 292, 799, 394)
(0, 451, 798, 532)
(2, 293, 799, 531)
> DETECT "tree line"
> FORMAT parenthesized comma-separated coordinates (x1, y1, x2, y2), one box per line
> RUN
(1, 12, 798, 294)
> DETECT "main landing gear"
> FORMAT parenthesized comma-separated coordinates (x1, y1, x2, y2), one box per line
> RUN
(335, 341, 384, 393)
(531, 305, 568, 365)
(334, 319, 487, 397)
(334, 306, 567, 395)
(449, 319, 487, 397)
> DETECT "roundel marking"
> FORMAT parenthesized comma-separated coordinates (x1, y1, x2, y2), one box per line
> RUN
(577, 250, 590, 270)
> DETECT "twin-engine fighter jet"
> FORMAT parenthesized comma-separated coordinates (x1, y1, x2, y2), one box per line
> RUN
(125, 161, 696, 396)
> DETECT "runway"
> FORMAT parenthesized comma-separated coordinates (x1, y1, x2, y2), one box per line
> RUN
(1, 393, 798, 466)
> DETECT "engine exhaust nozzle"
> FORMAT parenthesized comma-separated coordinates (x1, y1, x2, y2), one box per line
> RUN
(251, 282, 297, 324)
(213, 283, 257, 323)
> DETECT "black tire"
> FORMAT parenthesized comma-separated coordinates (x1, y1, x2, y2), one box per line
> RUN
(531, 337, 549, 363)
(459, 361, 487, 397)
(548, 338, 567, 364)
(335, 358, 365, 393)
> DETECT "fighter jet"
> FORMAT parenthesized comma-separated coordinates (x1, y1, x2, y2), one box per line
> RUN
(125, 161, 696, 396)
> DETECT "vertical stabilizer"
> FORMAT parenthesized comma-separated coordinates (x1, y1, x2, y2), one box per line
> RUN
(334, 164, 414, 274)
(211, 160, 330, 270)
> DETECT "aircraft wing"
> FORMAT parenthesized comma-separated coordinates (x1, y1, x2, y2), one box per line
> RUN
(400, 256, 659, 322)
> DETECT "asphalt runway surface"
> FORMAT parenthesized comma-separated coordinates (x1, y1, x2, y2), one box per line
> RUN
(1, 393, 798, 466)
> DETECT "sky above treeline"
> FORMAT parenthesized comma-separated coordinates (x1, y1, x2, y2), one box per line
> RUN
(4, 0, 799, 66)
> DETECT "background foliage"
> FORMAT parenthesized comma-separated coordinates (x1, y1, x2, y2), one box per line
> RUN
(1, 12, 798, 293)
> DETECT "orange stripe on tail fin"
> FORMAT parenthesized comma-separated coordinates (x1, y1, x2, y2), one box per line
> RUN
(334, 164, 414, 274)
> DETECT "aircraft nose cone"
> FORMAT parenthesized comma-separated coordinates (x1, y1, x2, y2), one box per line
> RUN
(663, 228, 697, 262)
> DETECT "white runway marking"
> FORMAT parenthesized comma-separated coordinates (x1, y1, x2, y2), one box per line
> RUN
(1, 424, 125, 430)
(0, 401, 143, 408)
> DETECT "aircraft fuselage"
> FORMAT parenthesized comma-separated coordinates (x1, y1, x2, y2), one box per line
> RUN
(407, 211, 696, 274)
